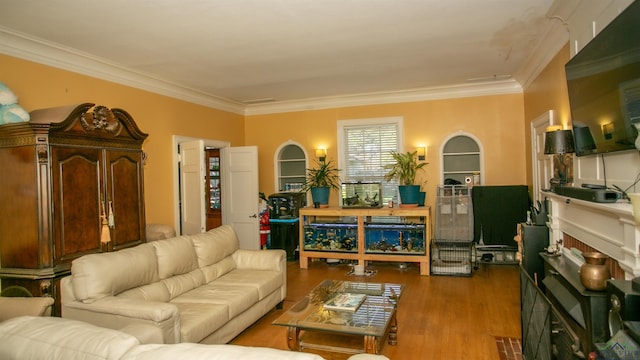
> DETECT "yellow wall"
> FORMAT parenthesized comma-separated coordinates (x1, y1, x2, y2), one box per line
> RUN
(245, 93, 527, 209)
(3, 46, 572, 221)
(522, 44, 571, 186)
(0, 54, 245, 225)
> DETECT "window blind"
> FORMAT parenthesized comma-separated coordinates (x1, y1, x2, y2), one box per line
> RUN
(342, 123, 399, 203)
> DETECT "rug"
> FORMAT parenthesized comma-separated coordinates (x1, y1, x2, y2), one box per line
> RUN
(495, 337, 522, 360)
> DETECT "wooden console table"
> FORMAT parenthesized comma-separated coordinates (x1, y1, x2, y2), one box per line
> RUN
(298, 206, 431, 275)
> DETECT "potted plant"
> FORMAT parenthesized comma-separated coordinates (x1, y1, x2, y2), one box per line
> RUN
(301, 158, 341, 207)
(384, 151, 428, 206)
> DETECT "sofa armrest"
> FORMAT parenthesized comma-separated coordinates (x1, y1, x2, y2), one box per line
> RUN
(0, 297, 54, 322)
(232, 249, 286, 271)
(63, 296, 180, 343)
(232, 249, 288, 304)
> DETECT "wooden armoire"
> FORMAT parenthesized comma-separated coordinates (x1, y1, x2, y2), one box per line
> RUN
(0, 103, 148, 315)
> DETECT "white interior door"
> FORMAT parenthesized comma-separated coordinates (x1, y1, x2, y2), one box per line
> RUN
(221, 146, 260, 250)
(531, 110, 554, 205)
(180, 140, 206, 235)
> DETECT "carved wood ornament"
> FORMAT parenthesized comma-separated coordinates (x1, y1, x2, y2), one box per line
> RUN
(80, 105, 121, 134)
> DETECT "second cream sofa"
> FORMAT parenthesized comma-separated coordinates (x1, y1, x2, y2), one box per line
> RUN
(1, 316, 389, 360)
(61, 225, 286, 344)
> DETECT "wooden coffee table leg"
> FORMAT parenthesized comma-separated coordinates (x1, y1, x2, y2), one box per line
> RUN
(286, 326, 301, 351)
(388, 312, 398, 346)
(364, 335, 378, 354)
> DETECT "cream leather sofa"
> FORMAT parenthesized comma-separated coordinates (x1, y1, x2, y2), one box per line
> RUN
(61, 225, 287, 344)
(0, 316, 388, 360)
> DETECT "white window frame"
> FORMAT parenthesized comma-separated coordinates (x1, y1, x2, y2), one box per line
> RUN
(337, 117, 404, 204)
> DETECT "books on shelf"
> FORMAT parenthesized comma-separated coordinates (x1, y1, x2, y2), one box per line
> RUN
(323, 293, 367, 312)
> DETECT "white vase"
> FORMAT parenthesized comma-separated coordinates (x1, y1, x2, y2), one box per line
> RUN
(629, 193, 640, 224)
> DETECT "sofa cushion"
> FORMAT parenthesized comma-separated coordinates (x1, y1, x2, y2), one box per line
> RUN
(212, 269, 283, 300)
(0, 316, 140, 360)
(152, 236, 199, 279)
(171, 303, 229, 343)
(171, 283, 259, 319)
(191, 225, 239, 267)
(162, 269, 206, 299)
(199, 256, 237, 283)
(122, 343, 327, 360)
(72, 243, 159, 303)
(117, 281, 171, 303)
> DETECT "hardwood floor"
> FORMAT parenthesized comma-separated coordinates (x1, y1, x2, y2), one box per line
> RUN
(230, 260, 521, 360)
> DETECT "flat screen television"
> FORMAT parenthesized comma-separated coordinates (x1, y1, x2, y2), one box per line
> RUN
(565, 0, 640, 156)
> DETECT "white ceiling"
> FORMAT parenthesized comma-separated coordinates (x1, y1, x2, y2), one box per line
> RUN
(0, 0, 561, 114)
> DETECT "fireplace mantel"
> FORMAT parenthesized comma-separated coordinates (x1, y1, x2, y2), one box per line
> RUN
(544, 191, 640, 279)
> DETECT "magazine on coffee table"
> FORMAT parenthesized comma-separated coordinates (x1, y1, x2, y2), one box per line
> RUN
(323, 292, 367, 312)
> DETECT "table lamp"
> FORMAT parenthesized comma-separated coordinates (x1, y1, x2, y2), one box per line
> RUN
(544, 129, 575, 188)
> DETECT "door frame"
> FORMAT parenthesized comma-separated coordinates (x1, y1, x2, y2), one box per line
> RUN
(172, 135, 229, 235)
(530, 110, 554, 206)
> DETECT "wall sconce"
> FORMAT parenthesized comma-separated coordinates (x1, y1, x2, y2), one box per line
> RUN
(315, 148, 326, 162)
(416, 147, 426, 161)
(544, 129, 575, 187)
(602, 123, 614, 140)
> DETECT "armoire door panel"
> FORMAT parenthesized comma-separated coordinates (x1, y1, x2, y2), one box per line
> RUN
(0, 146, 43, 268)
(51, 147, 102, 263)
(105, 149, 145, 250)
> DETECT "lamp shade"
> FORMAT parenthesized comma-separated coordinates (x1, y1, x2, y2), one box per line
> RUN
(544, 129, 576, 154)
(573, 125, 597, 155)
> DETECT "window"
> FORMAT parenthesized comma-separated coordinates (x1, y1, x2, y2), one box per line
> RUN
(338, 117, 403, 204)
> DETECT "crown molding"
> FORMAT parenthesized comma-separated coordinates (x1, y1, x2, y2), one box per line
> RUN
(0, 27, 246, 115)
(244, 80, 523, 115)
(1, 26, 527, 117)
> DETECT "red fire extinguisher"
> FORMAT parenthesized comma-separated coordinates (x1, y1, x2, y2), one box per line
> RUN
(259, 209, 270, 249)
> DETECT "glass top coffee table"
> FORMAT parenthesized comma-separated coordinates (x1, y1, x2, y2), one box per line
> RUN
(272, 279, 403, 355)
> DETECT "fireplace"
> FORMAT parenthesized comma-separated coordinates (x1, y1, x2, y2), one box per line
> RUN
(561, 233, 626, 280)
(520, 191, 639, 358)
(544, 191, 638, 279)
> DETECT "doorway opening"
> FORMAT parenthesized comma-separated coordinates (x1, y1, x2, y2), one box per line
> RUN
(172, 135, 228, 235)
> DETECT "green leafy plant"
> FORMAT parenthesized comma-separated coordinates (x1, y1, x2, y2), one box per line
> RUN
(383, 151, 428, 186)
(301, 158, 341, 191)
